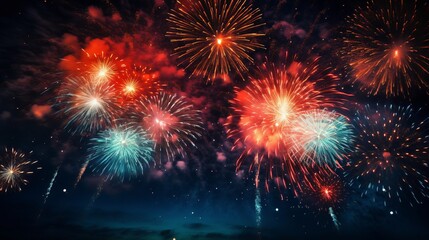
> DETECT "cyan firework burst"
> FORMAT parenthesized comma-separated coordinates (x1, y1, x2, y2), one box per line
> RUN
(291, 109, 354, 167)
(88, 124, 154, 181)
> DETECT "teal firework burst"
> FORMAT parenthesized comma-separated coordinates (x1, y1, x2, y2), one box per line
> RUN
(88, 125, 154, 181)
(292, 109, 354, 167)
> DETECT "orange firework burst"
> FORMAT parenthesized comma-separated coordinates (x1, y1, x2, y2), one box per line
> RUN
(70, 51, 124, 84)
(227, 56, 347, 194)
(167, 0, 265, 80)
(341, 0, 429, 96)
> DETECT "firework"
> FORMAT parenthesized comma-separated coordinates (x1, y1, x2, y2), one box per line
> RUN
(308, 173, 345, 209)
(341, 0, 429, 96)
(113, 65, 163, 105)
(167, 0, 265, 80)
(137, 93, 203, 162)
(227, 57, 346, 193)
(0, 148, 40, 192)
(88, 124, 154, 181)
(79, 51, 123, 84)
(56, 76, 119, 135)
(345, 104, 429, 206)
(291, 109, 354, 167)
(302, 173, 344, 230)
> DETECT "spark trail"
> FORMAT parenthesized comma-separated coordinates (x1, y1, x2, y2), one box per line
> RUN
(255, 170, 262, 227)
(74, 159, 89, 188)
(38, 165, 60, 219)
(329, 207, 340, 231)
(87, 178, 106, 210)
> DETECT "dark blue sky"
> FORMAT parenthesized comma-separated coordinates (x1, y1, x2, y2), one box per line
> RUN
(1, 0, 429, 239)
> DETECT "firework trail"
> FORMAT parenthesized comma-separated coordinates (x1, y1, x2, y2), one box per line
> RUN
(137, 93, 203, 163)
(255, 169, 262, 227)
(329, 207, 340, 231)
(167, 0, 265, 80)
(74, 159, 89, 188)
(341, 0, 429, 96)
(87, 178, 107, 210)
(0, 148, 40, 192)
(88, 124, 154, 181)
(38, 165, 60, 219)
(227, 56, 347, 193)
(345, 104, 429, 206)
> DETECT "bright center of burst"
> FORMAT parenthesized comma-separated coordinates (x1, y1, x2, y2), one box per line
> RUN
(155, 118, 166, 128)
(9, 170, 14, 174)
(394, 50, 399, 58)
(275, 101, 291, 126)
(98, 68, 108, 78)
(125, 84, 136, 93)
(323, 188, 331, 199)
(216, 38, 223, 45)
(89, 98, 101, 108)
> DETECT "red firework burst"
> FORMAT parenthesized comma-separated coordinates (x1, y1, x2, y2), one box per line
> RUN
(227, 55, 347, 194)
(112, 65, 164, 107)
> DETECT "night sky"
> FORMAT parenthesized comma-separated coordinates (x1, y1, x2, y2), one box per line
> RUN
(1, 0, 429, 239)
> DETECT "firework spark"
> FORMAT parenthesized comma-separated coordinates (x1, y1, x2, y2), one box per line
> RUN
(167, 0, 265, 80)
(56, 76, 119, 135)
(137, 93, 203, 163)
(341, 0, 429, 96)
(228, 57, 347, 193)
(291, 109, 354, 167)
(345, 104, 429, 206)
(0, 148, 40, 192)
(88, 124, 154, 181)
